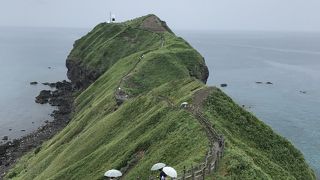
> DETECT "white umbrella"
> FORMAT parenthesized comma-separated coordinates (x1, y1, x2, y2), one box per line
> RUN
(104, 169, 122, 178)
(151, 163, 166, 171)
(163, 167, 177, 178)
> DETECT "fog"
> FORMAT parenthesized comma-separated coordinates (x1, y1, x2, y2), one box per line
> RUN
(1, 0, 320, 31)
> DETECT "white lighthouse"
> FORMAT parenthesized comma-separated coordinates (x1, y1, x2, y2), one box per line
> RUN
(107, 12, 116, 23)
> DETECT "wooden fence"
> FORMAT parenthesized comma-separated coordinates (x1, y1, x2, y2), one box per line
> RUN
(149, 106, 225, 180)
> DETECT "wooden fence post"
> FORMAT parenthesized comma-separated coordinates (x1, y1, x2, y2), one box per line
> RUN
(183, 166, 186, 180)
(214, 160, 218, 172)
(202, 167, 206, 180)
(191, 164, 195, 180)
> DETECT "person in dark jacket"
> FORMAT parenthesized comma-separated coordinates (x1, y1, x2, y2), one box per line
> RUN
(159, 169, 167, 180)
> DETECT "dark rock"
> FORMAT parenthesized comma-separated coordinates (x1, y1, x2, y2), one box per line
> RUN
(0, 144, 8, 156)
(266, 82, 273, 85)
(2, 136, 8, 141)
(20, 130, 26, 132)
(8, 129, 12, 131)
(30, 82, 38, 85)
(49, 96, 66, 106)
(256, 82, 263, 84)
(48, 67, 51, 69)
(300, 91, 307, 94)
(186, 57, 209, 84)
(55, 81, 72, 91)
(35, 90, 52, 104)
(66, 58, 100, 90)
(200, 59, 209, 84)
(12, 139, 20, 146)
(220, 84, 228, 87)
(42, 82, 56, 88)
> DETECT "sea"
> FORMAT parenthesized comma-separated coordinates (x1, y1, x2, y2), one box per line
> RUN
(0, 27, 319, 178)
(0, 27, 87, 140)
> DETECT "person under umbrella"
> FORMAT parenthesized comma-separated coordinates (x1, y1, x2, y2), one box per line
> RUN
(163, 166, 177, 179)
(151, 163, 167, 179)
(159, 169, 167, 180)
(104, 169, 122, 180)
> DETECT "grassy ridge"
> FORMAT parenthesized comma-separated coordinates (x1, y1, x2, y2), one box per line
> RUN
(204, 88, 315, 179)
(6, 14, 315, 179)
(6, 15, 209, 180)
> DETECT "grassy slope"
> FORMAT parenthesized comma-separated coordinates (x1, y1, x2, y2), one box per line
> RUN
(7, 15, 315, 179)
(6, 15, 209, 180)
(204, 88, 315, 180)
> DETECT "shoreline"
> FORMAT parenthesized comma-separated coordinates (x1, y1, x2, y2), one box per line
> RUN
(0, 80, 75, 179)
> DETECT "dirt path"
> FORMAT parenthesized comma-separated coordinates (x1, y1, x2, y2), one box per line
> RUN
(190, 87, 221, 148)
(177, 87, 224, 179)
(115, 32, 165, 104)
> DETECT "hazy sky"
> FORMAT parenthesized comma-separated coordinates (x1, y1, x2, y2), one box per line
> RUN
(1, 0, 320, 31)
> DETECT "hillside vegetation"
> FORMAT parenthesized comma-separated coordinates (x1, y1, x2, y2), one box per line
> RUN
(7, 15, 315, 180)
(203, 88, 315, 179)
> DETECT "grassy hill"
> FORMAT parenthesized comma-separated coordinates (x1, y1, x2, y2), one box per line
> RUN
(6, 15, 315, 180)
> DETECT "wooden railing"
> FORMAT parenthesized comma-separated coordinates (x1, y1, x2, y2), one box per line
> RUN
(149, 106, 225, 180)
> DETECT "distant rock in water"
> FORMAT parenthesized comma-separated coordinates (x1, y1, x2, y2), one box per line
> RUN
(220, 83, 228, 87)
(2, 136, 8, 141)
(256, 81, 263, 84)
(266, 82, 273, 85)
(30, 81, 38, 85)
(300, 91, 307, 94)
(36, 81, 73, 105)
(42, 82, 56, 88)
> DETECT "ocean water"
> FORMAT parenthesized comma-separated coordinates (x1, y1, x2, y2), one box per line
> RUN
(0, 27, 86, 141)
(178, 31, 320, 178)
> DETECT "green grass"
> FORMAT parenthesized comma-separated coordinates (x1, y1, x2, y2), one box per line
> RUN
(204, 88, 315, 180)
(6, 15, 315, 180)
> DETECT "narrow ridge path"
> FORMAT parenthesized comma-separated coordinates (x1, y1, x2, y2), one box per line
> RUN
(114, 31, 165, 104)
(177, 88, 225, 180)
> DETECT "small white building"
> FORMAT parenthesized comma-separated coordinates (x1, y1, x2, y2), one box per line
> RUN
(107, 13, 116, 23)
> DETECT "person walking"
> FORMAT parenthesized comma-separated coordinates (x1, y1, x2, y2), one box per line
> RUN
(160, 169, 167, 180)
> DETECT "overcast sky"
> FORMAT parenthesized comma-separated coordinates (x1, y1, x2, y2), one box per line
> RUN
(1, 0, 320, 32)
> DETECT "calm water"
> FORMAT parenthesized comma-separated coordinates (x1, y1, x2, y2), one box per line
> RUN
(0, 27, 319, 178)
(179, 31, 320, 178)
(0, 27, 86, 141)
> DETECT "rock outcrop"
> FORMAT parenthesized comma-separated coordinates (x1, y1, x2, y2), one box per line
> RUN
(66, 59, 100, 90)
